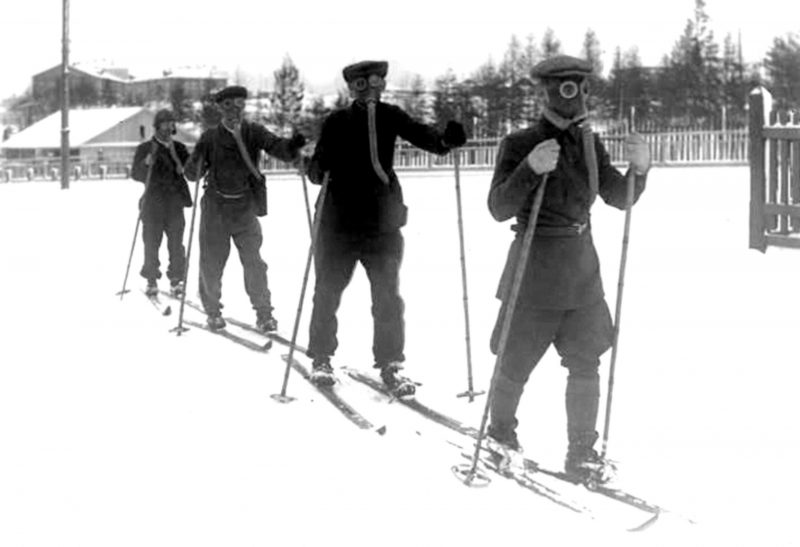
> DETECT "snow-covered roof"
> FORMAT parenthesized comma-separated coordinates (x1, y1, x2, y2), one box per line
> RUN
(134, 66, 227, 81)
(2, 107, 146, 149)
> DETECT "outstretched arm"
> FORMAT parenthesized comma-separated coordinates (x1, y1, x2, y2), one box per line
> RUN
(394, 106, 464, 155)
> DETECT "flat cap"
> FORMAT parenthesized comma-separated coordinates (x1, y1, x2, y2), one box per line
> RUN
(342, 60, 388, 83)
(215, 85, 248, 103)
(153, 108, 176, 126)
(531, 55, 593, 79)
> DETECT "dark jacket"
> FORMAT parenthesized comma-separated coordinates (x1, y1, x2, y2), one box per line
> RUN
(308, 101, 452, 234)
(489, 118, 646, 309)
(184, 121, 297, 216)
(132, 138, 192, 207)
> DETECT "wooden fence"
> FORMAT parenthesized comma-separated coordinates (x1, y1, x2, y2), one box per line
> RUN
(749, 87, 800, 252)
(1, 123, 749, 183)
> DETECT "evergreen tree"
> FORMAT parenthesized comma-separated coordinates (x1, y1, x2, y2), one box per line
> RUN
(469, 59, 507, 136)
(541, 28, 562, 59)
(719, 32, 748, 125)
(764, 33, 800, 110)
(661, 0, 722, 123)
(606, 47, 653, 125)
(395, 73, 430, 123)
(302, 95, 330, 142)
(270, 55, 304, 135)
(581, 28, 606, 114)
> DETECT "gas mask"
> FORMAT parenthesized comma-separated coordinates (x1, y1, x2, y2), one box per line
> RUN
(544, 77, 589, 121)
(218, 96, 246, 128)
(348, 74, 386, 104)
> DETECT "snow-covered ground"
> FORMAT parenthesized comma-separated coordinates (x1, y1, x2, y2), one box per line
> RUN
(1, 166, 798, 546)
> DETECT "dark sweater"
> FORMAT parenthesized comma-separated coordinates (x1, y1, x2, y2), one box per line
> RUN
(308, 100, 452, 234)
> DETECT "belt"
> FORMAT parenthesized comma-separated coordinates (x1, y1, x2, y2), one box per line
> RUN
(515, 222, 589, 237)
(212, 189, 248, 200)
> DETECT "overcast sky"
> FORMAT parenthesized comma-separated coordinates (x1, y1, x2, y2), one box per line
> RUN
(1, 0, 798, 99)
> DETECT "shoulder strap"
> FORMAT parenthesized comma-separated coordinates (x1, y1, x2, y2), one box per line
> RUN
(579, 122, 599, 206)
(231, 124, 263, 180)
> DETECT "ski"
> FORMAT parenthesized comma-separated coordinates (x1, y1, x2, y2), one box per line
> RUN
(344, 367, 672, 524)
(158, 292, 376, 430)
(160, 291, 302, 352)
(281, 353, 377, 431)
(453, 446, 591, 515)
(181, 317, 273, 353)
(143, 290, 172, 316)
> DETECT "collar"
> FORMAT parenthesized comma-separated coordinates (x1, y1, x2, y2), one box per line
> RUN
(154, 136, 171, 147)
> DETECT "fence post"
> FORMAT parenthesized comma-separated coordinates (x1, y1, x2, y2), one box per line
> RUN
(749, 86, 769, 252)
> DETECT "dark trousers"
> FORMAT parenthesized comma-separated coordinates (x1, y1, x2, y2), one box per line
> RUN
(140, 198, 186, 284)
(491, 299, 614, 381)
(308, 230, 405, 364)
(198, 193, 271, 316)
(489, 299, 614, 443)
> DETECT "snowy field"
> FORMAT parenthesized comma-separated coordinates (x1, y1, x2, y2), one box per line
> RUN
(1, 165, 798, 546)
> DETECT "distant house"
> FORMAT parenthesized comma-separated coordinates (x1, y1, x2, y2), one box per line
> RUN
(31, 63, 227, 114)
(0, 106, 195, 165)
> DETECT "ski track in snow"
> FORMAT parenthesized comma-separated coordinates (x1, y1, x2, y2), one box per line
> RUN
(0, 168, 797, 546)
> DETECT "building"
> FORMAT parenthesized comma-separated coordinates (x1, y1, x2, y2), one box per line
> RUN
(30, 63, 227, 118)
(127, 66, 227, 104)
(0, 106, 194, 165)
(32, 64, 132, 112)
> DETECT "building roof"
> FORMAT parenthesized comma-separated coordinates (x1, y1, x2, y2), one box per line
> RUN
(2, 107, 146, 149)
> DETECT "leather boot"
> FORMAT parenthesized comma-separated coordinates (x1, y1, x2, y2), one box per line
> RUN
(487, 371, 525, 450)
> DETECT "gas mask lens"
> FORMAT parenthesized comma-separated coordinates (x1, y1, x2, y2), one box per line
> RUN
(559, 80, 580, 100)
(221, 97, 246, 109)
(351, 75, 385, 92)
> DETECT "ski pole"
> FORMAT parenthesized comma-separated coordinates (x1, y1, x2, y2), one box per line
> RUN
(299, 167, 313, 237)
(600, 169, 636, 460)
(171, 170, 204, 336)
(272, 172, 330, 403)
(116, 139, 158, 299)
(455, 173, 548, 487)
(452, 147, 483, 402)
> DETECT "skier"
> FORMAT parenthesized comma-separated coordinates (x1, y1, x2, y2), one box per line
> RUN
(184, 85, 306, 332)
(485, 55, 651, 481)
(131, 108, 192, 298)
(305, 60, 467, 394)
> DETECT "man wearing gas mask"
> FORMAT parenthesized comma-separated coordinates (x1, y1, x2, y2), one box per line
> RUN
(132, 108, 192, 298)
(184, 85, 306, 332)
(305, 60, 467, 395)
(486, 55, 651, 482)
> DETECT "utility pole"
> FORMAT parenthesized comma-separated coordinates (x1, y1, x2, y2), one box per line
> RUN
(60, 0, 70, 190)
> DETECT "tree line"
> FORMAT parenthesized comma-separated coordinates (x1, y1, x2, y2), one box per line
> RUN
(8, 0, 800, 141)
(260, 0, 799, 140)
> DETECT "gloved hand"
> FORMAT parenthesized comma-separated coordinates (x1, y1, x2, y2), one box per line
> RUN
(288, 132, 307, 156)
(526, 139, 560, 175)
(443, 121, 467, 148)
(625, 133, 651, 175)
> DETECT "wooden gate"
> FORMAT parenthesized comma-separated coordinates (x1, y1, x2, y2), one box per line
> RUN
(749, 86, 800, 252)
